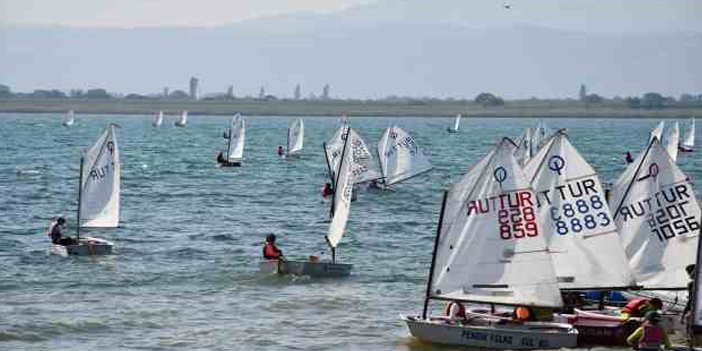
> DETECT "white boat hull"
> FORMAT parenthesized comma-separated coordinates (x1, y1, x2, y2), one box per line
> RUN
(402, 315, 578, 350)
(259, 259, 352, 278)
(51, 237, 114, 257)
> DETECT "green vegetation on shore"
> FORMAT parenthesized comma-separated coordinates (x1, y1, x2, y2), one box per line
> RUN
(1, 98, 701, 118)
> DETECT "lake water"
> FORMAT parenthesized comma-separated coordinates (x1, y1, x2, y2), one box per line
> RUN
(1, 113, 699, 351)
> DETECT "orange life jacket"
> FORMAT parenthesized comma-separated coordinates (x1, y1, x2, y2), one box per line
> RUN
(622, 298, 649, 316)
(515, 306, 533, 321)
(263, 243, 281, 259)
(640, 322, 665, 348)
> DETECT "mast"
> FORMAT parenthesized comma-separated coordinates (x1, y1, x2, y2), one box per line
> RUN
(612, 138, 656, 220)
(287, 122, 290, 155)
(76, 156, 84, 240)
(422, 191, 448, 319)
(329, 128, 351, 221)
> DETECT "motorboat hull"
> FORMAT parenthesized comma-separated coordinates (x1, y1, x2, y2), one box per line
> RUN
(402, 314, 578, 350)
(51, 237, 114, 257)
(259, 259, 352, 278)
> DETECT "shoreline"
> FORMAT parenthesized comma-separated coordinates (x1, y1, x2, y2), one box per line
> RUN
(1, 99, 700, 118)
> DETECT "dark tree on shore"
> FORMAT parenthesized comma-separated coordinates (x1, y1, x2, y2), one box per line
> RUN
(641, 92, 665, 109)
(86, 88, 110, 99)
(0, 84, 11, 97)
(475, 92, 505, 106)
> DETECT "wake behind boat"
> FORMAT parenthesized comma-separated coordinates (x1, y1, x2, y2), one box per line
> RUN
(51, 124, 121, 257)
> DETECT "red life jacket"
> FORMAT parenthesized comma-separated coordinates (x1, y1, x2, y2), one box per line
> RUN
(640, 322, 665, 348)
(445, 302, 466, 319)
(322, 186, 333, 197)
(263, 243, 281, 259)
(622, 298, 649, 316)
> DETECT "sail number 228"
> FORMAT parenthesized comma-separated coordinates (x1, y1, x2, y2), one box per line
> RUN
(498, 207, 538, 240)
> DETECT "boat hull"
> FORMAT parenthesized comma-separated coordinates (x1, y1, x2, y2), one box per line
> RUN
(259, 259, 352, 278)
(447, 127, 458, 133)
(402, 315, 578, 350)
(175, 122, 186, 127)
(51, 237, 114, 257)
(567, 308, 677, 346)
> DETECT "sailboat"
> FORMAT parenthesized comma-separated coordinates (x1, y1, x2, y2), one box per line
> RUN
(679, 118, 695, 152)
(51, 125, 120, 256)
(376, 125, 433, 187)
(447, 114, 461, 133)
(259, 127, 354, 277)
(218, 114, 245, 167)
(650, 120, 665, 143)
(152, 111, 163, 127)
(287, 119, 304, 157)
(402, 138, 578, 349)
(63, 110, 75, 127)
(664, 122, 680, 163)
(174, 111, 188, 127)
(514, 127, 534, 166)
(323, 122, 380, 185)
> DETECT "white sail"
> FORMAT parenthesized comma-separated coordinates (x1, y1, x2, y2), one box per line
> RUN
(326, 128, 354, 249)
(152, 111, 163, 127)
(377, 126, 433, 186)
(227, 114, 245, 162)
(63, 110, 75, 126)
(682, 118, 695, 150)
(611, 138, 701, 289)
(522, 131, 636, 289)
(175, 111, 188, 126)
(650, 120, 664, 142)
(325, 127, 381, 184)
(514, 127, 534, 165)
(80, 125, 120, 227)
(287, 119, 304, 155)
(431, 138, 563, 307)
(531, 121, 553, 151)
(453, 114, 461, 131)
(664, 122, 680, 162)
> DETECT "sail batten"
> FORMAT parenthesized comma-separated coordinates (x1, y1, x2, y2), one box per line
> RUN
(80, 125, 120, 228)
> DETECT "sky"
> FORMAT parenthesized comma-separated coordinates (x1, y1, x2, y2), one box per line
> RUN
(0, 0, 378, 27)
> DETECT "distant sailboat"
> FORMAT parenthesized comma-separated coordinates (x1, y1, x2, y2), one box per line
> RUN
(376, 125, 433, 187)
(259, 127, 354, 277)
(649, 120, 664, 142)
(680, 118, 695, 152)
(51, 124, 120, 256)
(174, 111, 188, 127)
(664, 121, 680, 162)
(152, 111, 163, 127)
(287, 119, 304, 157)
(218, 114, 245, 167)
(323, 122, 380, 185)
(63, 110, 75, 127)
(447, 114, 461, 133)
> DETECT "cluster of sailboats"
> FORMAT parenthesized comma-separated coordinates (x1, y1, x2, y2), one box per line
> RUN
(54, 110, 702, 349)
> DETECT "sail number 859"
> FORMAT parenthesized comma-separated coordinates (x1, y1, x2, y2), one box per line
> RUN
(498, 207, 538, 240)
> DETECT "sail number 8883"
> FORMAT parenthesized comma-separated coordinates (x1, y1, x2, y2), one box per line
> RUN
(498, 207, 538, 240)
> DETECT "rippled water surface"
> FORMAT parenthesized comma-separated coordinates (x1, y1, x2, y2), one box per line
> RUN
(1, 113, 700, 351)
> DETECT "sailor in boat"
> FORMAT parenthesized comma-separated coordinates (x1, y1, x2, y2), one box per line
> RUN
(680, 264, 696, 323)
(627, 311, 671, 351)
(47, 217, 77, 246)
(444, 301, 467, 324)
(262, 234, 284, 260)
(277, 146, 284, 157)
(620, 298, 663, 321)
(367, 179, 382, 190)
(321, 183, 334, 198)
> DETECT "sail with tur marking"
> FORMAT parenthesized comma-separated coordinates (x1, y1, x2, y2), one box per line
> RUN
(377, 126, 433, 186)
(324, 125, 380, 184)
(287, 119, 304, 156)
(611, 138, 701, 289)
(430, 138, 563, 307)
(326, 127, 354, 249)
(80, 125, 120, 228)
(523, 131, 635, 289)
(227, 114, 245, 162)
(664, 122, 680, 162)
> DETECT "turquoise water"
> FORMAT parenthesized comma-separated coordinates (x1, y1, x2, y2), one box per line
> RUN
(0, 113, 699, 351)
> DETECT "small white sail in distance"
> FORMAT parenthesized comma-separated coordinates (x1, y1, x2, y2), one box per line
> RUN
(227, 114, 245, 162)
(453, 114, 461, 131)
(514, 127, 534, 165)
(326, 127, 354, 249)
(664, 121, 680, 162)
(153, 111, 163, 127)
(175, 111, 188, 126)
(63, 110, 75, 126)
(611, 138, 701, 289)
(287, 119, 304, 155)
(377, 125, 433, 186)
(650, 120, 664, 143)
(80, 124, 120, 228)
(431, 138, 563, 307)
(681, 118, 695, 150)
(522, 130, 635, 289)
